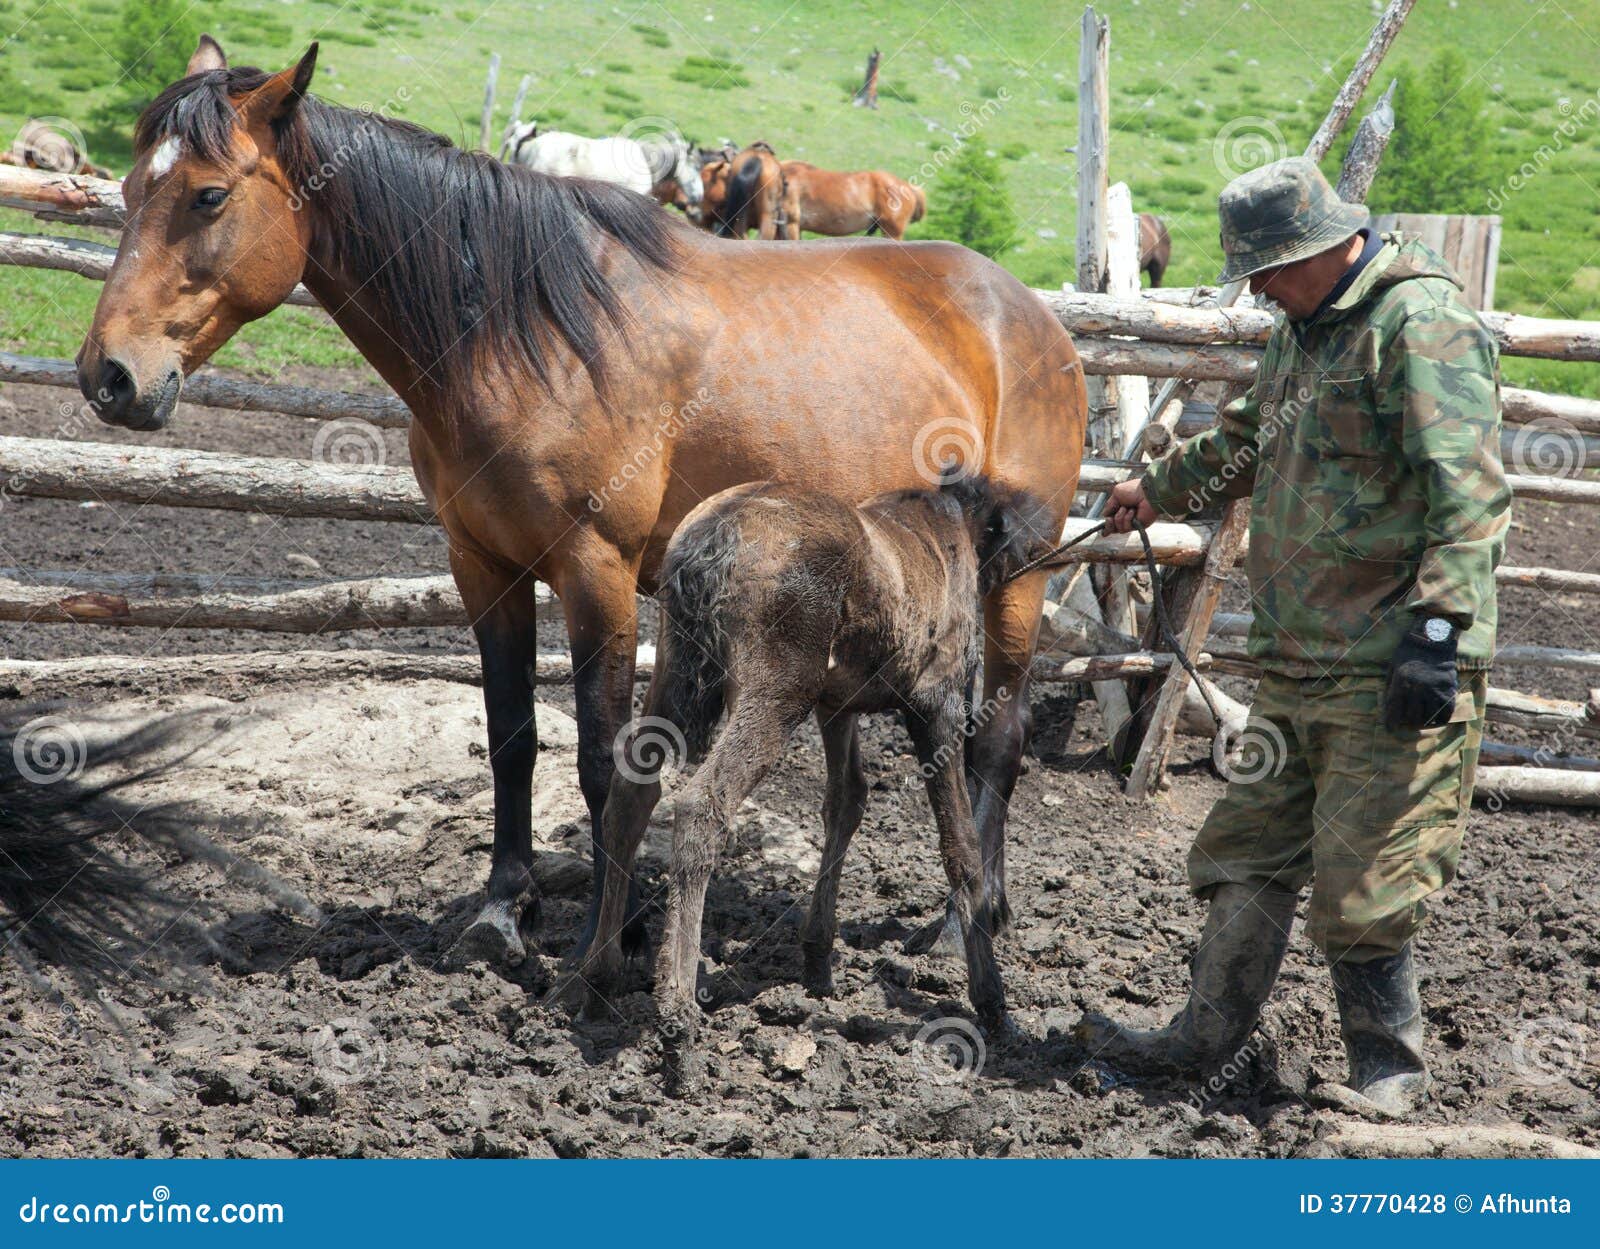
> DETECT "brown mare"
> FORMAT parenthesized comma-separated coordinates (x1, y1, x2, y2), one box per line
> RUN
(710, 143, 799, 239)
(1138, 212, 1171, 287)
(76, 40, 1085, 969)
(782, 161, 926, 240)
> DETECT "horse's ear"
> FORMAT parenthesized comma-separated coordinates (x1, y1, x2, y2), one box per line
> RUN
(239, 43, 318, 127)
(187, 34, 227, 75)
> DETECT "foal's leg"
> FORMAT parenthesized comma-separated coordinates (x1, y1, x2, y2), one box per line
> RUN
(455, 553, 544, 964)
(557, 554, 651, 963)
(907, 704, 1008, 1029)
(657, 687, 814, 1083)
(799, 710, 867, 997)
(904, 573, 1045, 954)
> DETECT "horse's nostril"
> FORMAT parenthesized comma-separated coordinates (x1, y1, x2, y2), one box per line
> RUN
(97, 358, 137, 411)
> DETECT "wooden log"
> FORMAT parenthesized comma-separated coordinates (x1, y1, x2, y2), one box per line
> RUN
(499, 74, 534, 158)
(1476, 767, 1600, 808)
(853, 48, 881, 108)
(0, 231, 321, 308)
(1332, 79, 1396, 203)
(1496, 564, 1600, 596)
(1076, 338, 1258, 382)
(0, 351, 408, 427)
(479, 53, 501, 153)
(1306, 0, 1417, 163)
(1479, 740, 1600, 772)
(1125, 496, 1252, 797)
(0, 164, 125, 227)
(0, 569, 500, 632)
(1048, 290, 1600, 364)
(0, 434, 434, 524)
(1314, 1120, 1599, 1161)
(1047, 518, 1216, 567)
(1484, 687, 1600, 740)
(1075, 9, 1111, 302)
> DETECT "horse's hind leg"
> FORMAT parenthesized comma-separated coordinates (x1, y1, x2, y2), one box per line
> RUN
(799, 710, 867, 997)
(904, 573, 1045, 955)
(455, 554, 543, 964)
(907, 701, 1007, 1029)
(657, 685, 813, 1086)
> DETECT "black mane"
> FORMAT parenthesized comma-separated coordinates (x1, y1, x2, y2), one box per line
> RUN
(136, 67, 679, 399)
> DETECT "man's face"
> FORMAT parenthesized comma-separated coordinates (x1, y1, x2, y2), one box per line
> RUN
(1246, 235, 1362, 321)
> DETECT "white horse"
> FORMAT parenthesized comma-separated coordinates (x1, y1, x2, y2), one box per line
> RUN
(502, 124, 704, 207)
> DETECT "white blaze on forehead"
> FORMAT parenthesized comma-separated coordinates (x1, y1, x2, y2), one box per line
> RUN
(147, 136, 182, 182)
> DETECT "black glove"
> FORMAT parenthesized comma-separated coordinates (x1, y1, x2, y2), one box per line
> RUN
(1383, 615, 1459, 730)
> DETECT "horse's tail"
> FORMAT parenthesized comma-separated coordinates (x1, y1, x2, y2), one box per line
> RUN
(1, 720, 194, 986)
(657, 511, 746, 761)
(719, 155, 764, 238)
(910, 184, 927, 223)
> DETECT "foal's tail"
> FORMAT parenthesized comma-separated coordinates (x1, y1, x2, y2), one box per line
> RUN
(657, 512, 745, 762)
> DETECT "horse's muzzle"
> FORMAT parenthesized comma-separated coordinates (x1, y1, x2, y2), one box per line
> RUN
(78, 354, 182, 431)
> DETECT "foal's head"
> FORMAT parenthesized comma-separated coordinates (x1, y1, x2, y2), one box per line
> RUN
(941, 475, 1059, 594)
(77, 36, 318, 429)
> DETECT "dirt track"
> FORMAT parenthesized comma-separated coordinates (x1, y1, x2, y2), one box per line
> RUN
(1, 377, 1597, 1158)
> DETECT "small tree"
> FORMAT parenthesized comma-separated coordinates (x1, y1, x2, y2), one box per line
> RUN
(110, 0, 200, 114)
(921, 144, 1018, 259)
(1374, 48, 1497, 214)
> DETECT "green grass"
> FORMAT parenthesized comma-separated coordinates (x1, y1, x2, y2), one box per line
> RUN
(0, 0, 1596, 400)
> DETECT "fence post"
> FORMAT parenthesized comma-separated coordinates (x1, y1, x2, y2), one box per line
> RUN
(479, 53, 501, 153)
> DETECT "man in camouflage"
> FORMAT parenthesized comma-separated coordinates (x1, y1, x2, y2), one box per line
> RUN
(1077, 157, 1511, 1118)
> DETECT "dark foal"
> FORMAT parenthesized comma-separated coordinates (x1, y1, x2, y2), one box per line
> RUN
(567, 476, 1054, 1082)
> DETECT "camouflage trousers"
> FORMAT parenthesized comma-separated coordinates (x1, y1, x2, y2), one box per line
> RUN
(1189, 671, 1487, 964)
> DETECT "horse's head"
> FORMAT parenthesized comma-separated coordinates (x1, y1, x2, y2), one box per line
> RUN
(670, 135, 703, 206)
(77, 36, 318, 430)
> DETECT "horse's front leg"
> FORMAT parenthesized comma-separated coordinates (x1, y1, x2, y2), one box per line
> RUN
(455, 552, 544, 965)
(557, 554, 650, 969)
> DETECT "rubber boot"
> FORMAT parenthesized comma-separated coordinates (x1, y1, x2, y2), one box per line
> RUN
(1074, 883, 1296, 1076)
(1320, 943, 1430, 1120)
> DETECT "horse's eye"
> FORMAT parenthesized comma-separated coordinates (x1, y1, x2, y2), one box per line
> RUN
(192, 187, 229, 211)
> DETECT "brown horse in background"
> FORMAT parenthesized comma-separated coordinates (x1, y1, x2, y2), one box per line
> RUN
(713, 142, 800, 239)
(77, 39, 1085, 973)
(1139, 212, 1171, 287)
(783, 161, 925, 240)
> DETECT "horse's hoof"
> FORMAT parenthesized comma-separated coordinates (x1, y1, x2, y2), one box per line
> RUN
(460, 899, 526, 966)
(902, 909, 964, 958)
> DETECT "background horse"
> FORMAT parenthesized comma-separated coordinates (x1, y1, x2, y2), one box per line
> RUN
(77, 38, 1084, 973)
(782, 161, 925, 239)
(574, 476, 1055, 1085)
(505, 122, 703, 208)
(1138, 212, 1171, 287)
(714, 142, 799, 239)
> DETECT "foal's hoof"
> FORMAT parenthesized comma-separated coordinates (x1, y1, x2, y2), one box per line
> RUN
(460, 898, 528, 966)
(902, 909, 964, 958)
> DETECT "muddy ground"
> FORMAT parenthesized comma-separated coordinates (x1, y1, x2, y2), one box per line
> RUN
(1, 375, 1596, 1158)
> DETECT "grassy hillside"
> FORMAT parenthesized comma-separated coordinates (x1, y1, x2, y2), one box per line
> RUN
(2, 0, 1597, 396)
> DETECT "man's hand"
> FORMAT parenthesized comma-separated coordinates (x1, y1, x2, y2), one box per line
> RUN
(1107, 478, 1157, 534)
(1383, 616, 1459, 730)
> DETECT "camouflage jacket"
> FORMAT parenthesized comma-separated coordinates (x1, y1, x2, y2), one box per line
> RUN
(1141, 236, 1511, 676)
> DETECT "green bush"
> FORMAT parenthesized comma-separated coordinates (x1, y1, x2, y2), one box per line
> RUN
(321, 30, 379, 47)
(1056, 84, 1076, 103)
(1158, 174, 1207, 196)
(1374, 48, 1500, 215)
(672, 55, 749, 90)
(1143, 114, 1199, 142)
(879, 81, 919, 104)
(919, 145, 1018, 259)
(999, 141, 1029, 161)
(604, 62, 634, 74)
(632, 23, 670, 49)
